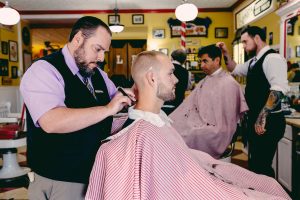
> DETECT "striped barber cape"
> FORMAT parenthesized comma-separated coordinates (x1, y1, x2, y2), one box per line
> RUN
(86, 109, 290, 200)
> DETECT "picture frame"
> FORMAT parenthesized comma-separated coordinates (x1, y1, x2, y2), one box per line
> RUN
(23, 50, 32, 72)
(132, 14, 144, 24)
(1, 41, 8, 55)
(296, 46, 300, 57)
(215, 27, 228, 38)
(8, 40, 18, 62)
(11, 66, 18, 79)
(152, 29, 165, 39)
(269, 32, 273, 45)
(108, 15, 120, 25)
(168, 17, 211, 38)
(0, 59, 9, 76)
(159, 48, 168, 55)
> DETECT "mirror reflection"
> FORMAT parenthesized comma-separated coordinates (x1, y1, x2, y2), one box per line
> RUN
(286, 14, 300, 82)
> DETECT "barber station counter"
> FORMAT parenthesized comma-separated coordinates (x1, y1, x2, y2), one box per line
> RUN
(277, 117, 300, 199)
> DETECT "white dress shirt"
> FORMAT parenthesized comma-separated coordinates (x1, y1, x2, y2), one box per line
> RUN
(232, 46, 289, 94)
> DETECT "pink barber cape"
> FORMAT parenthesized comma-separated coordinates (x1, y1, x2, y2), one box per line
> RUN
(85, 108, 290, 200)
(170, 69, 248, 158)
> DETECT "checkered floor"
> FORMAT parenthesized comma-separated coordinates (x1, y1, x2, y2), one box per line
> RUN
(0, 142, 248, 200)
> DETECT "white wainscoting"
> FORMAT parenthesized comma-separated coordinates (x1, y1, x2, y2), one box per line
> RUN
(0, 86, 22, 113)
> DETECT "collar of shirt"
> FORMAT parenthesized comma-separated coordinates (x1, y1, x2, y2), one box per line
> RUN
(172, 60, 184, 67)
(128, 106, 173, 127)
(256, 45, 270, 61)
(208, 67, 222, 77)
(62, 45, 80, 76)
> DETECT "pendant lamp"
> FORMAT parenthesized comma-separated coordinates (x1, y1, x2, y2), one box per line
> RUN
(175, 0, 198, 22)
(0, 1, 20, 25)
(109, 0, 124, 33)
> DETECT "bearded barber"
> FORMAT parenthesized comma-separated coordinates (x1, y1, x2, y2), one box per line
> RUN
(217, 26, 289, 178)
(20, 16, 134, 200)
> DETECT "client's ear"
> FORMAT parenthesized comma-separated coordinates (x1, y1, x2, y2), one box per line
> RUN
(145, 71, 156, 87)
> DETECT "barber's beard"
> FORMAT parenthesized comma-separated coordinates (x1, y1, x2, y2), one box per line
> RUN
(157, 82, 175, 102)
(247, 50, 256, 58)
(74, 44, 95, 77)
(246, 44, 257, 58)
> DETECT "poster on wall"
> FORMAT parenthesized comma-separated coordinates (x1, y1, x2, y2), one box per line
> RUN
(235, 0, 276, 29)
(0, 59, 9, 76)
(23, 51, 32, 72)
(9, 40, 18, 62)
(167, 17, 212, 38)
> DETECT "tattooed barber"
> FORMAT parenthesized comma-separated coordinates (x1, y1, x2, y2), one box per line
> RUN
(217, 26, 289, 178)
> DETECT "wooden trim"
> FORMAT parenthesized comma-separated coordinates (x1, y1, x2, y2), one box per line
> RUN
(230, 0, 246, 10)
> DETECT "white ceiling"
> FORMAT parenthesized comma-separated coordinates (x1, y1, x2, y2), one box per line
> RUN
(6, 0, 240, 11)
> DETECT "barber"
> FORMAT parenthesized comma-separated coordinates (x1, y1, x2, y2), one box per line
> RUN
(20, 16, 134, 200)
(217, 26, 289, 178)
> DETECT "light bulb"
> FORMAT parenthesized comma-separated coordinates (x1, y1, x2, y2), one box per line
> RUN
(0, 1, 20, 25)
(175, 3, 198, 22)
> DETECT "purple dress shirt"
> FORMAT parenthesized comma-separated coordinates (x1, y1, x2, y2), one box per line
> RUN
(20, 45, 117, 126)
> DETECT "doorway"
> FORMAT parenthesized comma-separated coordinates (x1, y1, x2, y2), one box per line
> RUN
(108, 40, 146, 79)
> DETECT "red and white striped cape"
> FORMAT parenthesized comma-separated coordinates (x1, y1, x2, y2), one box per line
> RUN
(86, 116, 290, 200)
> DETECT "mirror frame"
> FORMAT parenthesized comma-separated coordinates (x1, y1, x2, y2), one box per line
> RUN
(276, 1, 300, 58)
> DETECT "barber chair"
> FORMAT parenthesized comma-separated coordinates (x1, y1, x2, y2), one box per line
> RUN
(219, 124, 241, 163)
(0, 103, 30, 187)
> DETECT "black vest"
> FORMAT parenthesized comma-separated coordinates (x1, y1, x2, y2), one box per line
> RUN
(245, 49, 276, 123)
(26, 50, 113, 183)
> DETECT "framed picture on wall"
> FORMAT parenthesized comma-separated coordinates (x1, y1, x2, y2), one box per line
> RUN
(0, 59, 8, 76)
(152, 29, 165, 39)
(108, 15, 120, 25)
(1, 41, 8, 55)
(296, 46, 300, 57)
(23, 50, 32, 72)
(11, 66, 18, 79)
(9, 40, 18, 62)
(215, 27, 228, 38)
(132, 14, 144, 24)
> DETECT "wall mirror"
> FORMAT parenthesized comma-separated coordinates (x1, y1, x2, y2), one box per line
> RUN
(276, 1, 300, 83)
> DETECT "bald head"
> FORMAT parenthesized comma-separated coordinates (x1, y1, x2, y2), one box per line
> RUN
(131, 51, 167, 85)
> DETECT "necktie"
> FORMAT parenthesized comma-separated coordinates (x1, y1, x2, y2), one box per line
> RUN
(83, 77, 97, 100)
(249, 57, 257, 69)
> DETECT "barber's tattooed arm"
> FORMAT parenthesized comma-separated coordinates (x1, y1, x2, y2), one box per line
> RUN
(255, 90, 284, 135)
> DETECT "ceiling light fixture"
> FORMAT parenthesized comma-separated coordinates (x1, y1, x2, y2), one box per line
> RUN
(109, 0, 124, 33)
(175, 0, 198, 22)
(0, 1, 20, 25)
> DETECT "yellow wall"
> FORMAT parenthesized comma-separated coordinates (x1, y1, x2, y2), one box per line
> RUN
(0, 24, 19, 86)
(233, 0, 281, 46)
(251, 12, 281, 46)
(106, 12, 233, 56)
(31, 12, 234, 61)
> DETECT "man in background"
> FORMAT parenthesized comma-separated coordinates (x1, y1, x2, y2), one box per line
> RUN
(170, 44, 248, 159)
(163, 49, 190, 114)
(217, 26, 289, 177)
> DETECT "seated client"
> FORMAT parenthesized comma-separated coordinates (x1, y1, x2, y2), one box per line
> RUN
(85, 51, 290, 200)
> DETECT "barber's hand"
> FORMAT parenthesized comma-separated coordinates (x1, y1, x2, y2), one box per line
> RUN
(106, 92, 133, 116)
(254, 111, 267, 135)
(216, 42, 229, 55)
(119, 87, 136, 103)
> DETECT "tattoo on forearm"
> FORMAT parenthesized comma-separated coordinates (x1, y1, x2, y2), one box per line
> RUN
(255, 90, 284, 129)
(265, 90, 284, 111)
